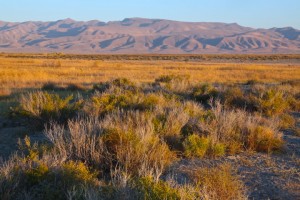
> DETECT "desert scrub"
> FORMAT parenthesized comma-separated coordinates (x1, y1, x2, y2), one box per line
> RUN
(184, 101, 284, 154)
(14, 91, 83, 128)
(90, 91, 136, 115)
(155, 74, 191, 93)
(45, 111, 176, 179)
(101, 127, 171, 175)
(192, 83, 219, 104)
(152, 106, 189, 150)
(86, 91, 170, 115)
(247, 125, 284, 152)
(183, 134, 225, 158)
(155, 75, 190, 84)
(93, 78, 138, 93)
(257, 89, 289, 116)
(60, 161, 98, 186)
(16, 162, 97, 200)
(89, 89, 178, 116)
(277, 113, 296, 129)
(134, 176, 181, 200)
(222, 86, 256, 111)
(183, 135, 209, 158)
(182, 164, 246, 200)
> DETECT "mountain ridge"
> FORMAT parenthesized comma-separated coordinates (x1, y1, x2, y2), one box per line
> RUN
(0, 18, 299, 54)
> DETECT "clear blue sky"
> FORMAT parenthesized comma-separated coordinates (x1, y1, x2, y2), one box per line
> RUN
(1, 0, 299, 29)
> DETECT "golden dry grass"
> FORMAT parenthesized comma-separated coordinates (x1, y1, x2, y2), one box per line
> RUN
(0, 56, 299, 90)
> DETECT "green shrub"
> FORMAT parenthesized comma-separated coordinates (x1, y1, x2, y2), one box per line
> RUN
(137, 93, 161, 110)
(257, 89, 289, 116)
(91, 92, 134, 114)
(12, 160, 98, 200)
(209, 143, 226, 157)
(183, 135, 209, 158)
(24, 163, 49, 186)
(60, 161, 97, 186)
(15, 91, 83, 128)
(135, 176, 180, 200)
(183, 134, 226, 158)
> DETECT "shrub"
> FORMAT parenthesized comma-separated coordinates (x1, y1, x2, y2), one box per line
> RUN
(278, 113, 296, 129)
(93, 78, 138, 94)
(137, 93, 161, 110)
(209, 143, 226, 157)
(45, 119, 104, 166)
(155, 75, 190, 83)
(183, 135, 209, 158)
(91, 92, 135, 115)
(112, 78, 136, 89)
(24, 163, 49, 186)
(60, 161, 97, 186)
(192, 84, 219, 104)
(257, 89, 289, 116)
(134, 176, 180, 200)
(45, 112, 177, 179)
(192, 101, 284, 154)
(155, 75, 191, 92)
(155, 75, 177, 83)
(183, 101, 205, 118)
(183, 164, 246, 200)
(183, 134, 225, 158)
(223, 86, 256, 111)
(152, 107, 189, 150)
(247, 126, 284, 152)
(100, 113, 176, 178)
(0, 152, 99, 200)
(15, 91, 83, 128)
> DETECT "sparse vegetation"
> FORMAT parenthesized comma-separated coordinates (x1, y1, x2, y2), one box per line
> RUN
(0, 55, 299, 199)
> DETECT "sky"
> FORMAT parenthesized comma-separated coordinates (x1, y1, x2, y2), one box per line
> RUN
(1, 0, 299, 29)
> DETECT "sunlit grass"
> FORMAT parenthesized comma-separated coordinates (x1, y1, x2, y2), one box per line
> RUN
(0, 57, 299, 90)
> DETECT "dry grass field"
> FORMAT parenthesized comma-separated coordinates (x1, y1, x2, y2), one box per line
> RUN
(0, 56, 299, 91)
(0, 54, 299, 200)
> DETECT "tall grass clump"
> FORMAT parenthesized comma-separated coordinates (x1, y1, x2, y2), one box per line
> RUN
(14, 91, 83, 128)
(184, 101, 284, 155)
(44, 111, 176, 179)
(181, 163, 247, 200)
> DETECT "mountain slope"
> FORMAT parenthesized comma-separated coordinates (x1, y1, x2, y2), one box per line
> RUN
(0, 18, 299, 53)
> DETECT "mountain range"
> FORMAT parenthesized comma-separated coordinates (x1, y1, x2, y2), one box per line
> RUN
(0, 18, 299, 54)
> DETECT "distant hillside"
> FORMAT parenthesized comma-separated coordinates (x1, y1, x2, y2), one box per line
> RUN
(0, 18, 299, 54)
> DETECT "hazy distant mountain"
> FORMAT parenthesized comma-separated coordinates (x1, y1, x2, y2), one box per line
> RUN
(0, 18, 299, 54)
